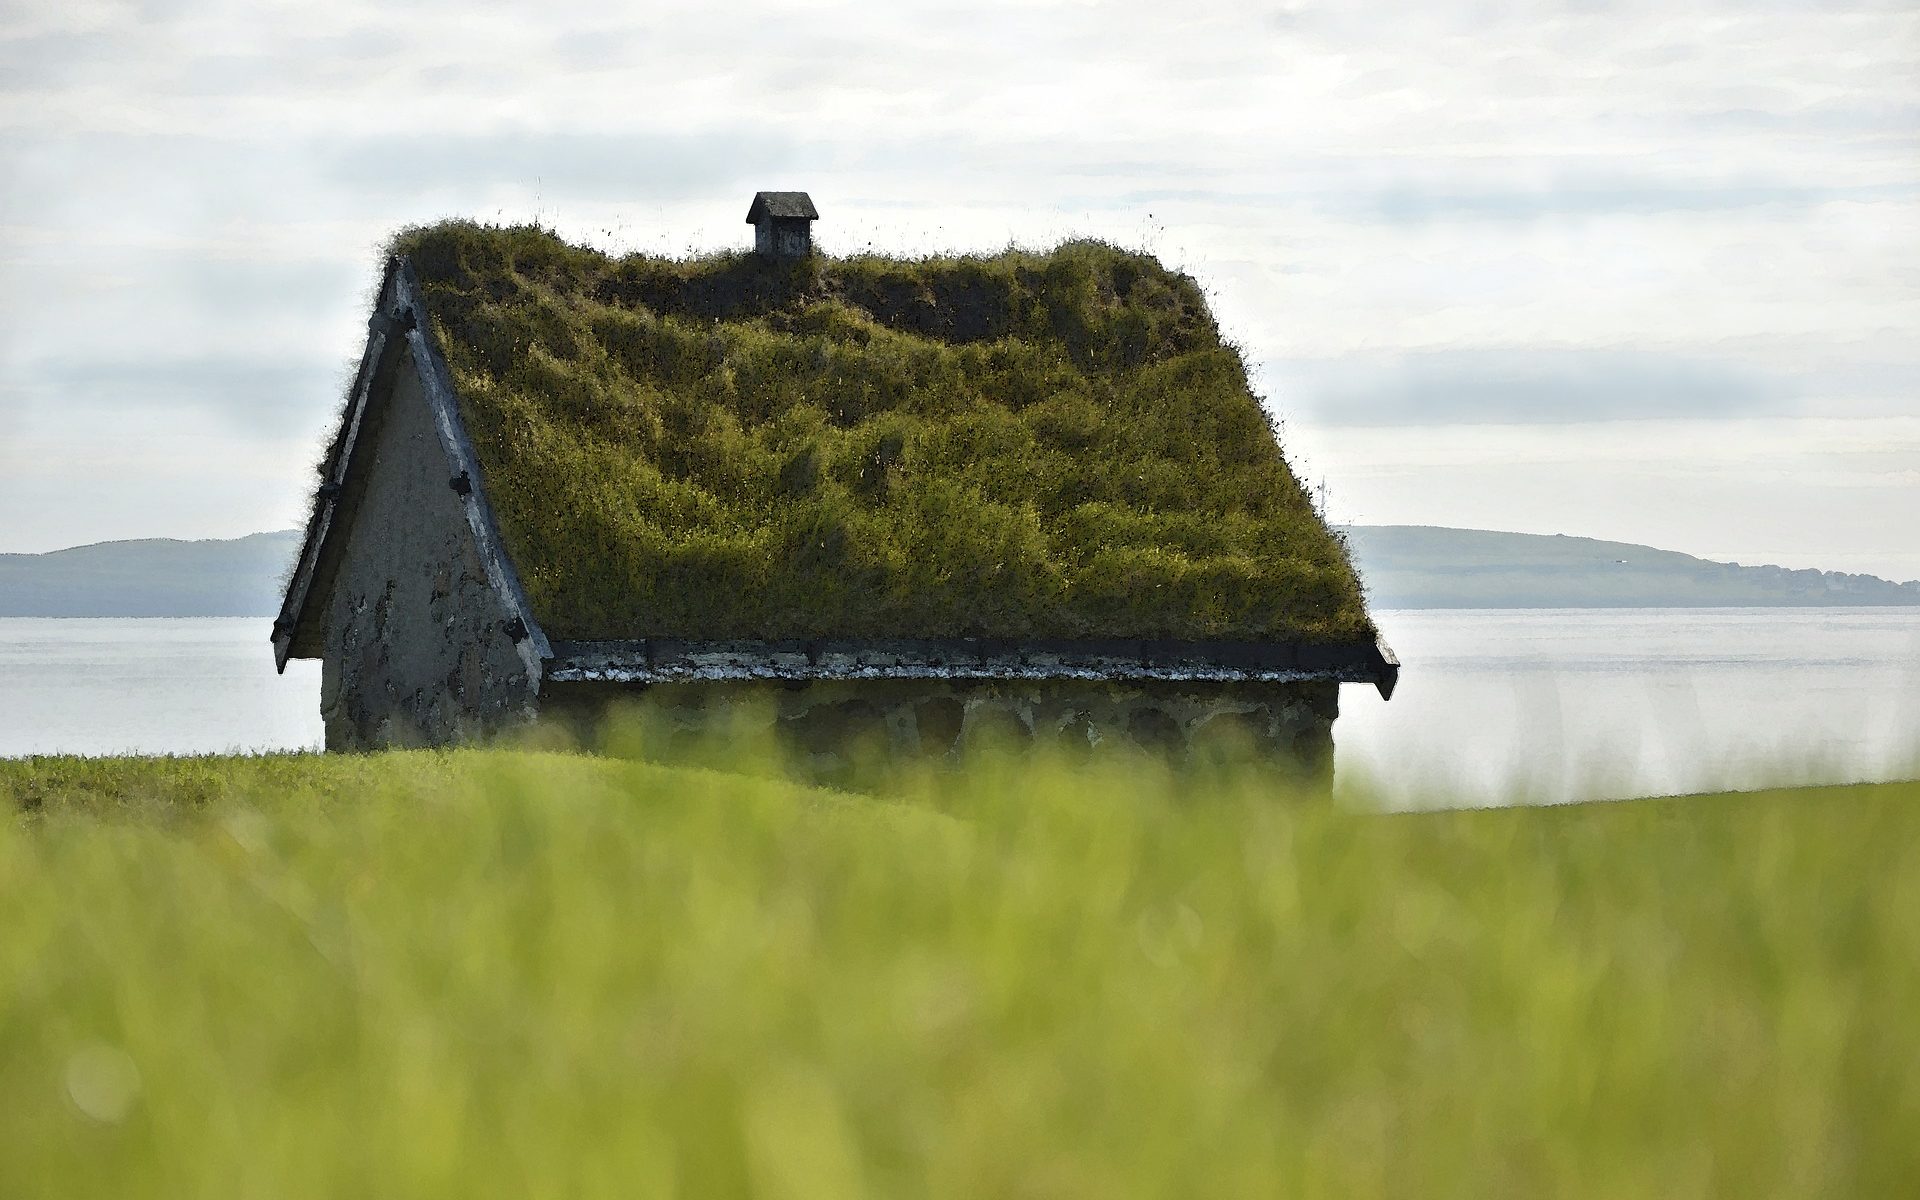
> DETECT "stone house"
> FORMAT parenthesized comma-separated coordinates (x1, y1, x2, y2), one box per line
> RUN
(273, 198, 1396, 773)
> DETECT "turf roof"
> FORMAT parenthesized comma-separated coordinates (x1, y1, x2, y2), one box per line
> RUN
(387, 221, 1373, 644)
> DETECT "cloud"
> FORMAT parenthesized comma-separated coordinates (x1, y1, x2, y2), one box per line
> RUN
(318, 129, 809, 203)
(1261, 349, 1792, 426)
(1346, 178, 1914, 224)
(1083, 174, 1916, 226)
(2, 247, 375, 410)
(1280, 415, 1920, 579)
(15, 357, 347, 439)
(0, 0, 1914, 570)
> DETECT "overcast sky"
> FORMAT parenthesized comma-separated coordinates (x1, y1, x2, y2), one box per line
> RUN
(3, 0, 1916, 578)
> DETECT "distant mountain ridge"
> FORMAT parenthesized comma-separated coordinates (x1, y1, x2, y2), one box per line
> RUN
(1342, 525, 1920, 609)
(0, 531, 301, 618)
(1, 526, 1916, 617)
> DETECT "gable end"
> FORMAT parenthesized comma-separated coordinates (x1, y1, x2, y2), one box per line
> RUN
(272, 258, 551, 677)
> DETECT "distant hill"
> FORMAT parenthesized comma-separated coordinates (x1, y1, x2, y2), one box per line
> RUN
(2, 525, 1916, 617)
(1343, 525, 1920, 609)
(0, 531, 301, 618)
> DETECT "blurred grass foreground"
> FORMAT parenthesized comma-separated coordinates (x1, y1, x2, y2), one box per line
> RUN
(3, 743, 1917, 1198)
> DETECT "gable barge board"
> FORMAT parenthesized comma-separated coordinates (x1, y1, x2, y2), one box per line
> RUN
(273, 260, 404, 670)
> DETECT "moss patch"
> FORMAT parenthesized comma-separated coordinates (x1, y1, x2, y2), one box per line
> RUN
(389, 222, 1372, 643)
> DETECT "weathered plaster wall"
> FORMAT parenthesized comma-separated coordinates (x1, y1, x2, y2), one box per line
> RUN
(319, 349, 537, 750)
(753, 218, 810, 257)
(544, 677, 1339, 783)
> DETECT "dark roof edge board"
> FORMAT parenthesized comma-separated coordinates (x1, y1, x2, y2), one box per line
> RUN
(272, 257, 401, 672)
(271, 257, 552, 675)
(548, 636, 1401, 700)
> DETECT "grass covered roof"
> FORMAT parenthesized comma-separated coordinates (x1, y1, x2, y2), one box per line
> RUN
(390, 222, 1373, 644)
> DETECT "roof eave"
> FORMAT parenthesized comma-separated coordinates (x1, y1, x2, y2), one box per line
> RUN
(544, 636, 1400, 699)
(1372, 634, 1399, 701)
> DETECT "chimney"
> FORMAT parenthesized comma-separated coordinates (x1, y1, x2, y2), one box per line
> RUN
(745, 191, 819, 258)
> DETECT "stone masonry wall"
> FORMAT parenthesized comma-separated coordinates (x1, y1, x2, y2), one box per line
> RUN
(319, 349, 538, 750)
(543, 677, 1339, 783)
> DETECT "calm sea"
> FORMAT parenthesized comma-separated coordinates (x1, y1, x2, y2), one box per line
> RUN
(2, 611, 1915, 805)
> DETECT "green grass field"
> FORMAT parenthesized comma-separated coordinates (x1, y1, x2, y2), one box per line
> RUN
(3, 750, 1916, 1197)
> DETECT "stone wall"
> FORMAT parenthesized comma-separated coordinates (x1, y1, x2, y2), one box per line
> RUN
(318, 348, 538, 750)
(543, 677, 1339, 783)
